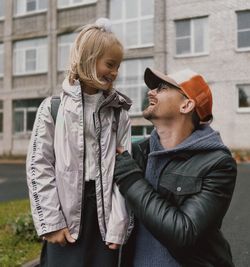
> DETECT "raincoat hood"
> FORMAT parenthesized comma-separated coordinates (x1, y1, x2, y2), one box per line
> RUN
(62, 78, 132, 111)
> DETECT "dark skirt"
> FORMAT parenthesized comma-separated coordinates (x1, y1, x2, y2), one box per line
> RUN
(40, 181, 119, 267)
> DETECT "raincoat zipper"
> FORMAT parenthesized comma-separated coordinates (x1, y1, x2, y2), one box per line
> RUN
(95, 93, 118, 234)
(78, 89, 86, 238)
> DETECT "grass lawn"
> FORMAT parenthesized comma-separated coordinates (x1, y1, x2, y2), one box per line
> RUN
(0, 199, 42, 267)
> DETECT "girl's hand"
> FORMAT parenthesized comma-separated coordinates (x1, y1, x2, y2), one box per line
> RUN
(106, 242, 121, 250)
(42, 227, 76, 246)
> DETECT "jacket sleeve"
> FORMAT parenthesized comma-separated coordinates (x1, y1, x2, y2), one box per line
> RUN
(105, 109, 132, 244)
(26, 97, 67, 237)
(119, 155, 237, 250)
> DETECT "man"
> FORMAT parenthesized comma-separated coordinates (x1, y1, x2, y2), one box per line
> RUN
(114, 68, 237, 267)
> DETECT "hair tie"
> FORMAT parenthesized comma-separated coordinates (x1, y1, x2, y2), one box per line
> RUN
(95, 17, 112, 33)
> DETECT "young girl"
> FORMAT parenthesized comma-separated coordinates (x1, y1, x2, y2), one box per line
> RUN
(26, 18, 133, 267)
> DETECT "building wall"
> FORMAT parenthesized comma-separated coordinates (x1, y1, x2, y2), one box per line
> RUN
(0, 0, 250, 155)
(0, 0, 158, 155)
(166, 0, 250, 149)
(0, 0, 103, 156)
(12, 13, 48, 36)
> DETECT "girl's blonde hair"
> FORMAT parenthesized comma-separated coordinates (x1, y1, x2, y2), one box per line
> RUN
(68, 22, 123, 88)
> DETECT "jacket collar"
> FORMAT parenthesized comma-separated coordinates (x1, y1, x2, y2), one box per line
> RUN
(138, 138, 193, 159)
(62, 78, 132, 111)
(100, 90, 132, 111)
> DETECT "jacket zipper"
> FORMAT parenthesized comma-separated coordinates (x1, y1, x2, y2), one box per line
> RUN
(81, 92, 119, 237)
(97, 107, 107, 233)
(78, 89, 86, 238)
(95, 94, 118, 234)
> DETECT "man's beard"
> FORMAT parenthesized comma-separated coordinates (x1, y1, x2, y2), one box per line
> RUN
(143, 106, 155, 121)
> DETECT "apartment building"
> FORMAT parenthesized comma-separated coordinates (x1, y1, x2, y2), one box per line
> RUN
(165, 0, 250, 149)
(0, 0, 250, 155)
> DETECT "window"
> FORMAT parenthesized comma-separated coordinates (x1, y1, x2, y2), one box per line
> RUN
(58, 33, 77, 71)
(14, 0, 47, 15)
(0, 43, 3, 77)
(13, 98, 43, 134)
(131, 125, 154, 142)
(237, 85, 250, 111)
(57, 0, 96, 8)
(13, 38, 48, 75)
(175, 17, 208, 56)
(110, 0, 154, 48)
(237, 11, 250, 50)
(0, 0, 4, 18)
(25, 49, 36, 71)
(115, 58, 153, 114)
(0, 101, 3, 134)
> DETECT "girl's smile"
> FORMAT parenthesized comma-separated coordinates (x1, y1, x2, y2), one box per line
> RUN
(96, 43, 123, 90)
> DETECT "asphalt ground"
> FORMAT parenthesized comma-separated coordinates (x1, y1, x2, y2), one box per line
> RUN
(0, 162, 27, 201)
(222, 163, 250, 267)
(0, 162, 249, 266)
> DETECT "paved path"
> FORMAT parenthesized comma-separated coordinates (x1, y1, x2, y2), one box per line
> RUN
(222, 163, 250, 267)
(0, 162, 27, 201)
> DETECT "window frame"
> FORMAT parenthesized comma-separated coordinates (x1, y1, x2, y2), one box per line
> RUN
(57, 0, 97, 9)
(27, 0, 37, 12)
(0, 43, 3, 77)
(236, 84, 250, 113)
(13, 107, 26, 133)
(57, 32, 77, 71)
(0, 0, 4, 19)
(13, 100, 42, 135)
(13, 0, 47, 17)
(175, 16, 209, 57)
(0, 100, 3, 134)
(115, 58, 154, 115)
(110, 0, 154, 49)
(13, 38, 48, 76)
(236, 10, 250, 52)
(25, 48, 37, 72)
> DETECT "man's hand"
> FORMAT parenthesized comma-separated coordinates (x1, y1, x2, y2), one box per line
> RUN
(42, 227, 76, 246)
(114, 151, 143, 194)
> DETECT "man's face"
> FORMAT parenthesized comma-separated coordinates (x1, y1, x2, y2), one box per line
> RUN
(143, 83, 187, 121)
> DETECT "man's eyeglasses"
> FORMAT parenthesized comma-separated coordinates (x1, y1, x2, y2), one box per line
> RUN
(155, 83, 170, 93)
(155, 83, 187, 98)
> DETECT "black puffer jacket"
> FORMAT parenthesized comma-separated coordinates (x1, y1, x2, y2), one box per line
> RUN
(115, 132, 237, 267)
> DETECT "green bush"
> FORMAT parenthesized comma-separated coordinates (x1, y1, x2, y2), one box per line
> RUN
(11, 213, 40, 242)
(0, 200, 42, 267)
